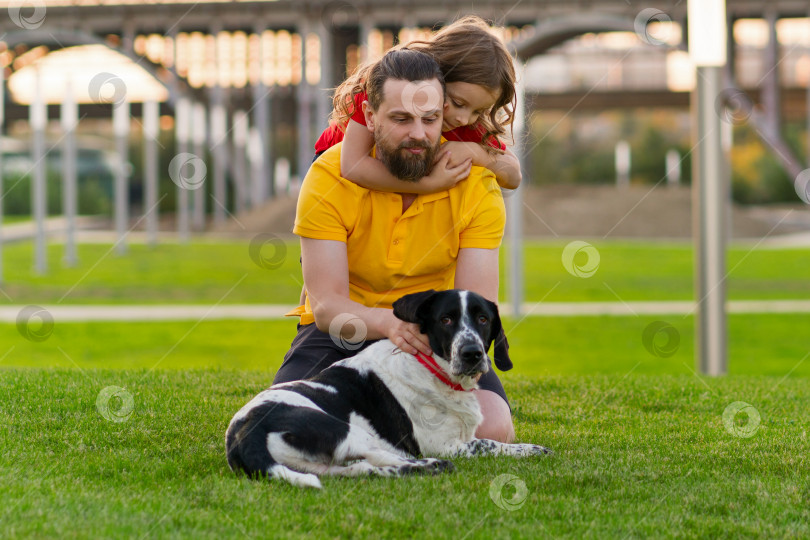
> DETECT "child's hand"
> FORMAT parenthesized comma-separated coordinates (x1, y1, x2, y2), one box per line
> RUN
(440, 141, 485, 168)
(417, 151, 472, 193)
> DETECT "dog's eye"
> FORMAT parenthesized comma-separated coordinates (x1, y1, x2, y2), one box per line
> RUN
(477, 316, 488, 325)
(440, 316, 453, 326)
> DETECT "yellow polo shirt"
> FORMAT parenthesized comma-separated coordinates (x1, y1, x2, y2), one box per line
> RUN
(290, 142, 505, 324)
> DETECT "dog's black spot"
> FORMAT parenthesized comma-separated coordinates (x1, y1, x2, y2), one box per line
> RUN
(286, 368, 422, 457)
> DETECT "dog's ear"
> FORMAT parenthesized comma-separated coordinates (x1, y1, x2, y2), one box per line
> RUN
(392, 290, 437, 325)
(486, 300, 512, 371)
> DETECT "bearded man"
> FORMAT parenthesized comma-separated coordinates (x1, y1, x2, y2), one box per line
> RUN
(279, 48, 513, 442)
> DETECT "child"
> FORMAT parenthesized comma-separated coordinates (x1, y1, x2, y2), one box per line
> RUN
(313, 15, 522, 193)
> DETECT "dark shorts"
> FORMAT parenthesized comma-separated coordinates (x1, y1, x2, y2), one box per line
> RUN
(274, 323, 510, 407)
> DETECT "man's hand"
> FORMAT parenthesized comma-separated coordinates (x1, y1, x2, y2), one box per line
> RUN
(381, 310, 433, 356)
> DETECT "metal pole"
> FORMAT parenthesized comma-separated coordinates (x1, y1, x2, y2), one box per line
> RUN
(143, 99, 159, 247)
(31, 69, 47, 275)
(689, 0, 728, 376)
(113, 99, 130, 255)
(693, 66, 728, 376)
(61, 80, 78, 267)
(509, 59, 526, 317)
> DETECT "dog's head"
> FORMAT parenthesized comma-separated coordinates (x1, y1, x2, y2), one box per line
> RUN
(392, 289, 512, 377)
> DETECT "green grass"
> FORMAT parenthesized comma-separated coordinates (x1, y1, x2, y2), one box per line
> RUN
(2, 238, 809, 537)
(2, 368, 808, 538)
(1, 240, 809, 304)
(2, 215, 31, 225)
(3, 314, 810, 377)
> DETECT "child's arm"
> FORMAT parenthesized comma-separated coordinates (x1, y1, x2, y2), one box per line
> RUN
(440, 141, 522, 190)
(339, 120, 471, 194)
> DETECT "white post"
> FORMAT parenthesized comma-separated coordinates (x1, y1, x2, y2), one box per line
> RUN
(274, 157, 290, 195)
(666, 149, 681, 188)
(113, 98, 130, 255)
(192, 102, 207, 230)
(252, 23, 272, 200)
(689, 0, 728, 376)
(248, 126, 266, 204)
(297, 17, 313, 187)
(615, 140, 631, 189)
(31, 69, 47, 274)
(143, 99, 159, 247)
(232, 110, 249, 213)
(61, 80, 79, 266)
(211, 101, 228, 224)
(175, 96, 191, 242)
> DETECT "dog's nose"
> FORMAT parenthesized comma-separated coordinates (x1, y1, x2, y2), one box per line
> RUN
(460, 345, 483, 364)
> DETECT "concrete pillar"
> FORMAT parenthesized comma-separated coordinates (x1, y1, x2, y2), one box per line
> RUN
(31, 69, 47, 274)
(210, 98, 228, 224)
(142, 99, 159, 246)
(359, 16, 374, 63)
(666, 149, 681, 188)
(252, 23, 273, 200)
(210, 25, 230, 224)
(615, 140, 631, 189)
(192, 102, 207, 230)
(61, 80, 78, 266)
(0, 66, 5, 283)
(232, 110, 249, 214)
(175, 96, 191, 242)
(297, 17, 314, 183)
(316, 19, 334, 127)
(113, 98, 130, 255)
(761, 11, 781, 140)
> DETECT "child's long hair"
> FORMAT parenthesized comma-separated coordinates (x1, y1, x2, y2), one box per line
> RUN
(331, 15, 517, 150)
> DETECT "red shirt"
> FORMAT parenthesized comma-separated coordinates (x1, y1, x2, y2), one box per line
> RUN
(314, 90, 506, 154)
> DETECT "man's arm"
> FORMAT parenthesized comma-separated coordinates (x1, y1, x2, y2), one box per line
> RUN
(301, 237, 433, 356)
(454, 247, 500, 302)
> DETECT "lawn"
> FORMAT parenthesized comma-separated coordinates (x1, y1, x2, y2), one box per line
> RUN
(2, 215, 31, 225)
(3, 314, 810, 377)
(1, 240, 809, 304)
(2, 368, 807, 538)
(2, 238, 809, 538)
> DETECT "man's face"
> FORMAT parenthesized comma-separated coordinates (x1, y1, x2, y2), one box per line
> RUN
(363, 78, 444, 182)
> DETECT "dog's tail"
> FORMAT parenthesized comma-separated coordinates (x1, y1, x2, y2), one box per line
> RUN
(226, 417, 322, 489)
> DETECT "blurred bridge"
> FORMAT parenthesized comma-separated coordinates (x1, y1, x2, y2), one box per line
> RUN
(0, 0, 807, 230)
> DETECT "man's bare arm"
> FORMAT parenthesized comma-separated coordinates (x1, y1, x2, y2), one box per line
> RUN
(301, 237, 432, 355)
(454, 247, 500, 303)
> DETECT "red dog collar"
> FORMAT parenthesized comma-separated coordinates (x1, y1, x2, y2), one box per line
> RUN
(414, 352, 471, 392)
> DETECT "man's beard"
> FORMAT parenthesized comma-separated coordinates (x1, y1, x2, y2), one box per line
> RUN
(374, 132, 439, 182)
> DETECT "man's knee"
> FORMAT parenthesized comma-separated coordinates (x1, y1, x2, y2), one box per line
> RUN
(474, 389, 515, 443)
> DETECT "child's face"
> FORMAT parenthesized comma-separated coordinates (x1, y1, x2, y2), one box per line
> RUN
(442, 82, 500, 132)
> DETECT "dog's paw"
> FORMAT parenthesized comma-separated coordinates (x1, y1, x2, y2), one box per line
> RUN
(426, 458, 455, 473)
(400, 458, 455, 476)
(511, 443, 553, 457)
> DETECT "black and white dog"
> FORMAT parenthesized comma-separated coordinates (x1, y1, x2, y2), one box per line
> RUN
(226, 289, 550, 488)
